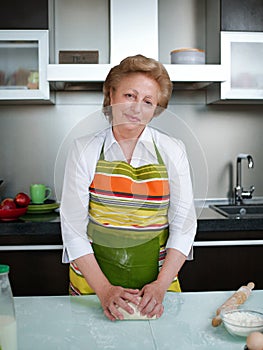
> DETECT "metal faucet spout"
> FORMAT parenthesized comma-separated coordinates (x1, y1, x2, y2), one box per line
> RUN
(247, 155, 254, 169)
(234, 154, 255, 205)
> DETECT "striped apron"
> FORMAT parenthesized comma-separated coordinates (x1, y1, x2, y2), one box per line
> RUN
(69, 141, 181, 295)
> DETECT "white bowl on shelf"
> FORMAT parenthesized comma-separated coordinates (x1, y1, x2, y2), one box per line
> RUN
(170, 48, 205, 64)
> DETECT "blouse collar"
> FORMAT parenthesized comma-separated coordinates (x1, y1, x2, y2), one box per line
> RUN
(103, 125, 158, 160)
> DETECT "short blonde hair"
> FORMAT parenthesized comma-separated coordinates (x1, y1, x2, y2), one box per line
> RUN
(103, 55, 173, 114)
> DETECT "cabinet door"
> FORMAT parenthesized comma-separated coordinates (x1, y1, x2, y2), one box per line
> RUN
(220, 31, 263, 100)
(0, 0, 49, 29)
(0, 30, 50, 102)
(179, 244, 263, 292)
(221, 0, 263, 31)
(0, 249, 69, 296)
(110, 0, 158, 64)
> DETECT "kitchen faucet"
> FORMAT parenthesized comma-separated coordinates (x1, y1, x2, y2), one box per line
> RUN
(234, 153, 255, 205)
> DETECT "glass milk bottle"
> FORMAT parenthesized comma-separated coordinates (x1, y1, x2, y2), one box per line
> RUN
(0, 265, 17, 350)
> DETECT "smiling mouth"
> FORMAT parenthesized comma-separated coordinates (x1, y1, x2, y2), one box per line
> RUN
(124, 114, 141, 123)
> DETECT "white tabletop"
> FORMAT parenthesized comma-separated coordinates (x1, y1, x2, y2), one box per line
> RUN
(15, 290, 263, 350)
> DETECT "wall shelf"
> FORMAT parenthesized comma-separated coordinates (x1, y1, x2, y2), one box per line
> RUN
(165, 64, 227, 83)
(47, 63, 227, 89)
(47, 64, 111, 82)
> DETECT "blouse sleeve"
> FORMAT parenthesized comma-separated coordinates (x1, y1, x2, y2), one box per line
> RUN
(60, 136, 99, 263)
(161, 137, 197, 259)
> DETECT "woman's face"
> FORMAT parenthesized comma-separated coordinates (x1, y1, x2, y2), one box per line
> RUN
(110, 73, 160, 136)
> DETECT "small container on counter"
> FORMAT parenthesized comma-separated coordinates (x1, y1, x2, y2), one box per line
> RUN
(0, 265, 17, 350)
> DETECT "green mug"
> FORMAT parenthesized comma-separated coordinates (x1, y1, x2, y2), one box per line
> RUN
(30, 184, 51, 204)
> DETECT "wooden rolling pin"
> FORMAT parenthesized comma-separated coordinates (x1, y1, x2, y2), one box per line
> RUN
(212, 282, 255, 327)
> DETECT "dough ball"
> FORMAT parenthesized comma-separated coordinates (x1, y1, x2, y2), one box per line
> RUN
(117, 298, 157, 320)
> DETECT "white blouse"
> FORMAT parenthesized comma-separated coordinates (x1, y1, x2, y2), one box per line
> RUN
(60, 125, 197, 263)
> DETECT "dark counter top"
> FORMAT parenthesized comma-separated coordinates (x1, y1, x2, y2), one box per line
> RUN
(0, 212, 62, 245)
(198, 207, 263, 232)
(0, 207, 263, 245)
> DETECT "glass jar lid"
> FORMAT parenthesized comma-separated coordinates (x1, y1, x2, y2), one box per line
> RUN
(0, 264, 10, 273)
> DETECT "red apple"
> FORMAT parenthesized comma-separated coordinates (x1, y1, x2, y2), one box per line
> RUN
(0, 198, 16, 210)
(14, 192, 31, 207)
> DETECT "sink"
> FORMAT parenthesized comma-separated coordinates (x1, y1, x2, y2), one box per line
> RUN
(210, 204, 263, 218)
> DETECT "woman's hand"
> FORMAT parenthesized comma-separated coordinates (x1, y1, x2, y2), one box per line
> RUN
(97, 284, 140, 321)
(137, 248, 187, 319)
(74, 255, 140, 321)
(137, 280, 166, 319)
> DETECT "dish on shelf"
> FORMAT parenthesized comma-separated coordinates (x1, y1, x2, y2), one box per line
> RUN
(20, 212, 59, 222)
(0, 207, 28, 221)
(27, 199, 60, 214)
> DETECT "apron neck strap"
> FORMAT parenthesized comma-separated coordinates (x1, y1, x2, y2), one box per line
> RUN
(153, 141, 165, 165)
(99, 143, 105, 160)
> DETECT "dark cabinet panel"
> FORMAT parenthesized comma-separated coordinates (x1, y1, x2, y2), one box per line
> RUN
(180, 244, 263, 292)
(221, 0, 263, 31)
(0, 0, 49, 29)
(3, 243, 262, 296)
(0, 249, 69, 296)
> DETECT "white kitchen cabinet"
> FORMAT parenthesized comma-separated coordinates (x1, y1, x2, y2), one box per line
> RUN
(207, 32, 263, 103)
(47, 0, 227, 87)
(0, 30, 51, 103)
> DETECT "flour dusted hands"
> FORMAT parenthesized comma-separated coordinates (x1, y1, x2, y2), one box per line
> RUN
(73, 255, 140, 321)
(135, 248, 187, 319)
(137, 280, 167, 319)
(97, 284, 140, 321)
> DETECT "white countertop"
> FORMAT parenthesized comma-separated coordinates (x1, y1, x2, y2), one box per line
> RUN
(15, 290, 263, 350)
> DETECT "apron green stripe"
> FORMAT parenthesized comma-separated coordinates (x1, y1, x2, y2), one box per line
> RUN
(96, 161, 168, 180)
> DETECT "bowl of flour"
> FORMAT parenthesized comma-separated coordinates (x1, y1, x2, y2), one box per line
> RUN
(221, 309, 263, 337)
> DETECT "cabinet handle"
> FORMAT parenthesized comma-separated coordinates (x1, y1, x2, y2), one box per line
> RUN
(0, 245, 63, 251)
(194, 240, 263, 247)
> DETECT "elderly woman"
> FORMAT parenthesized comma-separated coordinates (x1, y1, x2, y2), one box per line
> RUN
(61, 54, 197, 321)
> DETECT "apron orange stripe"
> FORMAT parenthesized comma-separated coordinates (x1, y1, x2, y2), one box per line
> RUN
(90, 174, 170, 197)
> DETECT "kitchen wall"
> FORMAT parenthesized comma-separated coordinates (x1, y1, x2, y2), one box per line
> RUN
(0, 0, 263, 203)
(1, 91, 262, 203)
